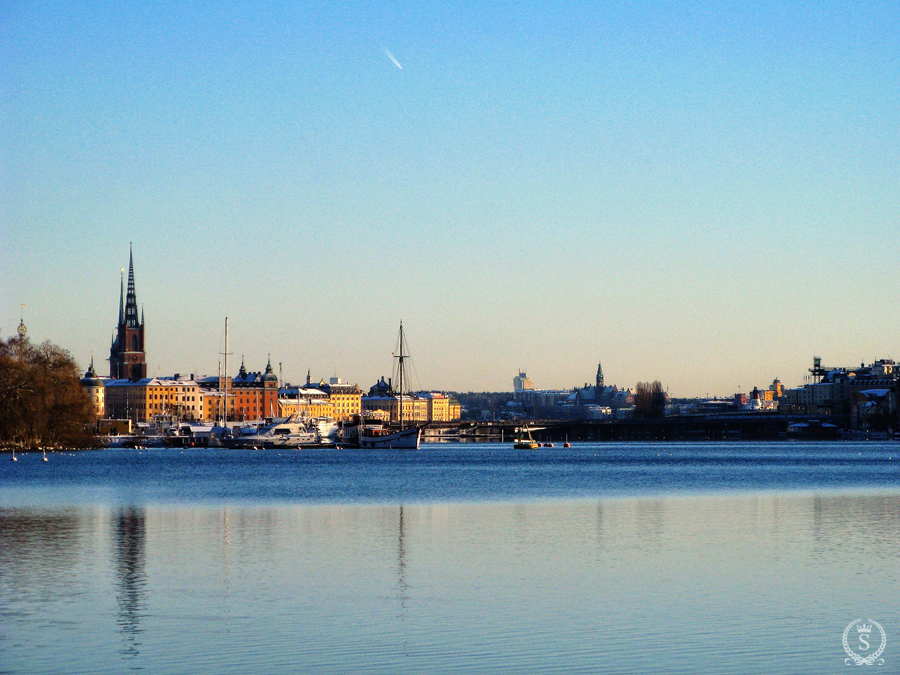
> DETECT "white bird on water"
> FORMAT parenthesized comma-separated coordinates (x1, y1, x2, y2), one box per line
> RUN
(382, 47, 402, 69)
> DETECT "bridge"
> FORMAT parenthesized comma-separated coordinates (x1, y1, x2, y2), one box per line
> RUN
(424, 413, 839, 443)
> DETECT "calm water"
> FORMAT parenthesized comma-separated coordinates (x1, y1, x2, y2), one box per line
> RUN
(2, 442, 899, 674)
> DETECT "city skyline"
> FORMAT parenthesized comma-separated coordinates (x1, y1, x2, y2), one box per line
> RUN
(3, 2, 898, 396)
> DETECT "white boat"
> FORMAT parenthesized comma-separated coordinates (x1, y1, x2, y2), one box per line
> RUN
(358, 424, 421, 449)
(357, 323, 422, 450)
(225, 416, 320, 449)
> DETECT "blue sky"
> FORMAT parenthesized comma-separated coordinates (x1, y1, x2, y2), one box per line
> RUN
(2, 1, 898, 396)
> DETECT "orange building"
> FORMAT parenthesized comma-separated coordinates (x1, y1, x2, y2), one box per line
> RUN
(230, 359, 279, 421)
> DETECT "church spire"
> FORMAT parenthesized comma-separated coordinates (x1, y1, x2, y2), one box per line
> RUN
(124, 243, 139, 328)
(109, 244, 147, 380)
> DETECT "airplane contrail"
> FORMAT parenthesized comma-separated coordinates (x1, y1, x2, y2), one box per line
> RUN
(382, 47, 402, 69)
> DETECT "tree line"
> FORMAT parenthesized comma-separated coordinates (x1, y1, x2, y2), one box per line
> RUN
(0, 336, 96, 448)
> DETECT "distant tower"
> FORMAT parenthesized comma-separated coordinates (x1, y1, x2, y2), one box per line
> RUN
(513, 370, 534, 393)
(109, 245, 147, 380)
(595, 362, 604, 403)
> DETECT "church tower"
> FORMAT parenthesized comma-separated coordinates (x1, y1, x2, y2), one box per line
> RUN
(109, 245, 147, 379)
(595, 362, 604, 403)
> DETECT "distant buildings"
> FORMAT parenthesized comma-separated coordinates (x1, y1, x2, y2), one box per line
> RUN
(513, 371, 534, 394)
(507, 362, 637, 420)
(360, 376, 460, 423)
(780, 357, 898, 430)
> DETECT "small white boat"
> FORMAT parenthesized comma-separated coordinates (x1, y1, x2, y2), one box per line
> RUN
(358, 424, 421, 449)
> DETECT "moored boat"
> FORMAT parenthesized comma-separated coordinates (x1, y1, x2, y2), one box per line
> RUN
(356, 322, 423, 450)
(358, 424, 421, 449)
(224, 416, 323, 449)
(513, 425, 540, 449)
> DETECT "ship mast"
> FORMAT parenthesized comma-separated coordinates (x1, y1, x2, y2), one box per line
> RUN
(396, 322, 406, 430)
(222, 317, 230, 425)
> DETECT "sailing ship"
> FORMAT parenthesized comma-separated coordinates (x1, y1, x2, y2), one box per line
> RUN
(357, 323, 422, 450)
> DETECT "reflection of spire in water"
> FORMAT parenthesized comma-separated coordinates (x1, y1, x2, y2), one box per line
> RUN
(113, 507, 148, 664)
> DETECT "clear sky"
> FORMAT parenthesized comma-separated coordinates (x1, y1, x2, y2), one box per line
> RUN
(2, 1, 898, 396)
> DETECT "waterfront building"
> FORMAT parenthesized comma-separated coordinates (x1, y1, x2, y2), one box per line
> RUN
(780, 358, 898, 430)
(317, 378, 362, 421)
(109, 246, 147, 380)
(229, 358, 279, 421)
(419, 392, 462, 422)
(104, 376, 202, 423)
(278, 383, 333, 419)
(278, 394, 334, 419)
(422, 392, 451, 422)
(195, 376, 236, 422)
(362, 393, 430, 423)
(79, 358, 107, 421)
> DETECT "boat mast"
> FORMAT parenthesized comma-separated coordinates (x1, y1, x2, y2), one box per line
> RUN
(397, 322, 404, 430)
(223, 317, 229, 426)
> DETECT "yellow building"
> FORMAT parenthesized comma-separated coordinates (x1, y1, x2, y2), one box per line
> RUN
(199, 388, 236, 422)
(279, 396, 335, 419)
(319, 380, 362, 421)
(104, 377, 202, 423)
(424, 393, 452, 422)
(362, 394, 430, 422)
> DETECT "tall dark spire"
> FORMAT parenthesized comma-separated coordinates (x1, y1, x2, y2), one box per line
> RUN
(110, 245, 147, 380)
(124, 244, 139, 328)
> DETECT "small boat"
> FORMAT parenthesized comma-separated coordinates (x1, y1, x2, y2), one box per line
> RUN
(163, 422, 219, 447)
(513, 425, 540, 450)
(358, 424, 421, 449)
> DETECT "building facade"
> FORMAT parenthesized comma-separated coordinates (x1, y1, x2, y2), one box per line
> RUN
(318, 379, 363, 421)
(104, 377, 202, 423)
(229, 359, 279, 421)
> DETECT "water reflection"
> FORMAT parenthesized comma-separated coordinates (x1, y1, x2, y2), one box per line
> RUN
(113, 507, 147, 664)
(2, 492, 900, 674)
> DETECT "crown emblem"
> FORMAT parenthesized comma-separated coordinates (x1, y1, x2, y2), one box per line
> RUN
(857, 624, 872, 634)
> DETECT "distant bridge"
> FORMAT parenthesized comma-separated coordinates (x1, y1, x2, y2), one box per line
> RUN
(424, 413, 837, 442)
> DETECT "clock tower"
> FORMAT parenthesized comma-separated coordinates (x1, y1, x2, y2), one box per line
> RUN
(109, 245, 147, 380)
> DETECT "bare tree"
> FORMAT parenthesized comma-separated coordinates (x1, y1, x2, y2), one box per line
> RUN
(634, 381, 667, 419)
(0, 337, 95, 447)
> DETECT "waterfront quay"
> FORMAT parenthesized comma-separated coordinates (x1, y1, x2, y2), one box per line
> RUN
(428, 413, 858, 443)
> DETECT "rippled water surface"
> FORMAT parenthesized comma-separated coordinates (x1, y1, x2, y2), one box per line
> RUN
(2, 442, 899, 674)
